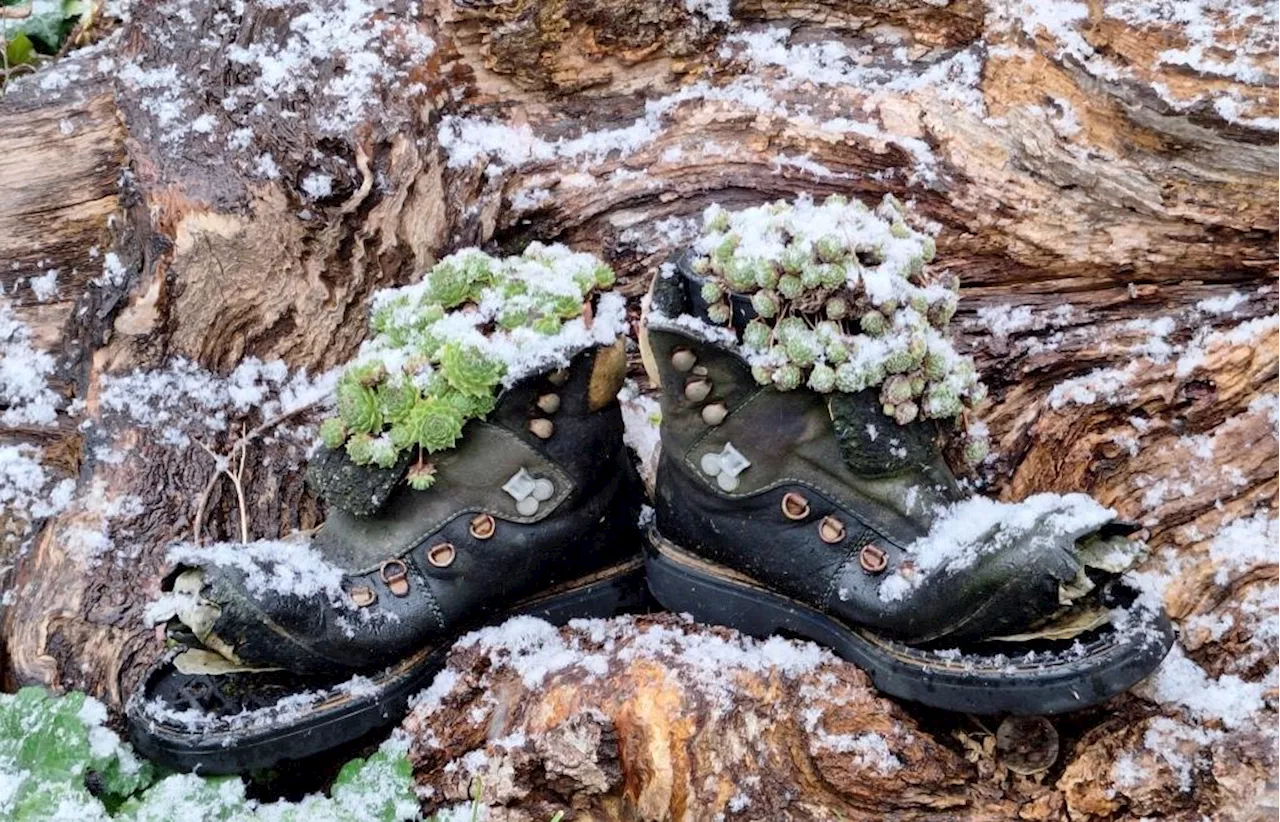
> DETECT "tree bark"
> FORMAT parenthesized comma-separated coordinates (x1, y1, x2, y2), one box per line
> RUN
(0, 0, 1275, 817)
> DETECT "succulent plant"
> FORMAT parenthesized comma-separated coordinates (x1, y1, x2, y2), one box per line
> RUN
(320, 245, 619, 485)
(819, 262, 847, 289)
(772, 363, 803, 391)
(407, 461, 438, 490)
(686, 193, 986, 447)
(319, 418, 347, 450)
(754, 261, 780, 290)
(751, 290, 779, 319)
(963, 436, 990, 466)
(834, 362, 863, 392)
(743, 319, 772, 350)
(860, 311, 888, 337)
(706, 302, 732, 325)
(808, 363, 836, 393)
(881, 374, 914, 406)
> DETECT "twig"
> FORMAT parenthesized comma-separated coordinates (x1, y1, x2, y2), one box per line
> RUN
(232, 427, 249, 543)
(189, 400, 324, 544)
(192, 435, 249, 542)
(191, 471, 219, 546)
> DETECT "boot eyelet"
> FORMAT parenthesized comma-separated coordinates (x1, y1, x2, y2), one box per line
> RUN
(859, 543, 888, 573)
(818, 516, 846, 544)
(701, 403, 727, 426)
(426, 543, 456, 568)
(469, 513, 496, 540)
(380, 559, 410, 596)
(348, 584, 377, 607)
(684, 377, 712, 403)
(671, 348, 697, 372)
(780, 492, 810, 521)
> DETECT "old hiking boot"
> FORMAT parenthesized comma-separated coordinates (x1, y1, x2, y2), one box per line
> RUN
(640, 197, 1172, 715)
(128, 245, 645, 773)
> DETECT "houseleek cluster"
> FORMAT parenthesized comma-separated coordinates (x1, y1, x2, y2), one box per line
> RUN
(690, 194, 989, 463)
(319, 245, 617, 489)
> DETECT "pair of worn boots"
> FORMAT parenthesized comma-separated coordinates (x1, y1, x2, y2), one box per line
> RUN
(128, 248, 1172, 775)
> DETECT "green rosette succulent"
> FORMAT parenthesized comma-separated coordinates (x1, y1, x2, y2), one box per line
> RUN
(405, 396, 465, 452)
(439, 343, 505, 397)
(319, 418, 347, 450)
(426, 251, 494, 307)
(320, 244, 620, 487)
(336, 378, 382, 434)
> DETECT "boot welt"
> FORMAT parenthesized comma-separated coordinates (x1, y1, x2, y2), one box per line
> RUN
(126, 557, 648, 774)
(644, 529, 1174, 716)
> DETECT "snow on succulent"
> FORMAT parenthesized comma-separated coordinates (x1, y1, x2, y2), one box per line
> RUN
(321, 243, 624, 487)
(688, 194, 989, 461)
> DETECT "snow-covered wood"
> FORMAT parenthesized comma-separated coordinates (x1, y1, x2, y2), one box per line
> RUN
(0, 0, 1274, 816)
(402, 613, 1276, 820)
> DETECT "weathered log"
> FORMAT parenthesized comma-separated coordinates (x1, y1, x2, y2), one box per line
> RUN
(401, 613, 1276, 821)
(0, 0, 1275, 816)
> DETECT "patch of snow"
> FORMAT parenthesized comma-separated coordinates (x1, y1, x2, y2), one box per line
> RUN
(1138, 645, 1268, 730)
(455, 614, 830, 705)
(0, 293, 62, 426)
(95, 252, 129, 287)
(167, 538, 350, 606)
(1195, 291, 1247, 315)
(976, 304, 1034, 338)
(1176, 316, 1279, 378)
(99, 357, 337, 447)
(619, 382, 661, 487)
(28, 269, 59, 302)
(683, 0, 731, 23)
(879, 493, 1114, 602)
(1048, 365, 1138, 409)
(1207, 513, 1277, 585)
(813, 731, 903, 774)
(301, 172, 334, 199)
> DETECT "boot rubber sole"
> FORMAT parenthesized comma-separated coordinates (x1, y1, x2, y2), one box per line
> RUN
(644, 528, 1174, 715)
(128, 558, 648, 774)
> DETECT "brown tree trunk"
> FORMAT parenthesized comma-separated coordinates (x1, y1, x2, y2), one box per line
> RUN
(0, 0, 1274, 818)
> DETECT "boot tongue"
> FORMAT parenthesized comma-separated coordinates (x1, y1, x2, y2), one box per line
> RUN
(828, 391, 945, 479)
(306, 445, 414, 517)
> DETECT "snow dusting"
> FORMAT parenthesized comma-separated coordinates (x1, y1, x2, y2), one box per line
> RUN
(0, 291, 62, 427)
(166, 538, 348, 605)
(99, 357, 338, 447)
(879, 493, 1115, 601)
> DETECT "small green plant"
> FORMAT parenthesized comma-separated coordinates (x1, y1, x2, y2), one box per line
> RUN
(322, 244, 619, 486)
(1, 0, 98, 86)
(0, 686, 418, 821)
(689, 194, 988, 462)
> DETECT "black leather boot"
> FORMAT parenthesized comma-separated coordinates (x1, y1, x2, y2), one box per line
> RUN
(128, 343, 646, 773)
(641, 257, 1172, 715)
